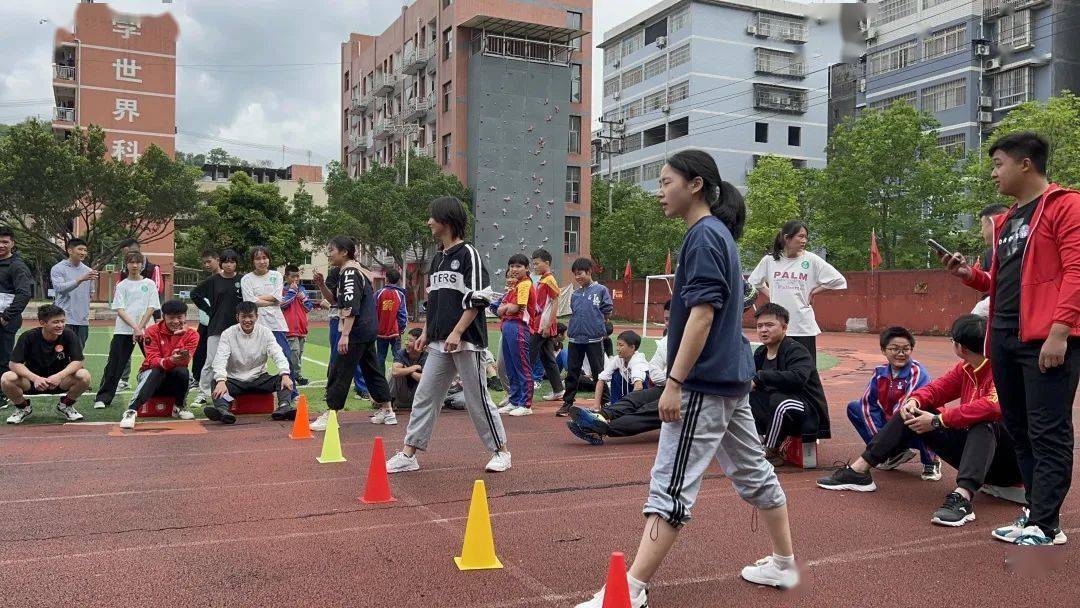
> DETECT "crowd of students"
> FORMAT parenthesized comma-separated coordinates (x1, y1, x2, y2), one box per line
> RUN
(0, 132, 1075, 604)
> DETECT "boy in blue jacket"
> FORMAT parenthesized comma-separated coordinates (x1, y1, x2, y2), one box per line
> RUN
(558, 257, 613, 417)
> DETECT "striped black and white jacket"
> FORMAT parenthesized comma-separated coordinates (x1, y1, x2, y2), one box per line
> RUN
(425, 241, 492, 350)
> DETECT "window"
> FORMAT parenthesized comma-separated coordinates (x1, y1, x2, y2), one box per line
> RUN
(567, 12, 583, 51)
(644, 19, 668, 46)
(604, 75, 621, 98)
(443, 0, 452, 7)
(622, 66, 644, 89)
(995, 66, 1032, 108)
(643, 90, 666, 113)
(571, 64, 582, 102)
(625, 99, 643, 119)
(668, 116, 689, 140)
(871, 0, 917, 26)
(621, 31, 643, 58)
(619, 167, 641, 183)
(667, 81, 689, 104)
(644, 55, 667, 80)
(753, 84, 808, 113)
(565, 166, 581, 203)
(344, 70, 350, 92)
(937, 133, 966, 155)
(788, 125, 801, 146)
(643, 124, 666, 147)
(622, 132, 642, 153)
(604, 46, 619, 66)
(868, 90, 918, 111)
(998, 10, 1032, 49)
(569, 115, 582, 154)
(755, 122, 768, 143)
(923, 24, 965, 61)
(564, 216, 580, 254)
(642, 160, 664, 182)
(670, 8, 689, 33)
(868, 40, 917, 76)
(754, 48, 804, 77)
(668, 44, 690, 68)
(756, 12, 807, 42)
(442, 133, 451, 165)
(443, 28, 453, 60)
(923, 0, 950, 8)
(921, 78, 966, 112)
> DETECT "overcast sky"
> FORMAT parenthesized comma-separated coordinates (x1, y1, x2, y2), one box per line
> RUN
(0, 0, 818, 168)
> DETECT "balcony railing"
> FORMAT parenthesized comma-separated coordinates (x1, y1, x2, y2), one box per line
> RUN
(753, 86, 808, 113)
(53, 106, 75, 122)
(403, 96, 435, 121)
(348, 133, 368, 152)
(53, 64, 76, 81)
(474, 33, 573, 67)
(372, 73, 396, 96)
(984, 0, 1050, 19)
(755, 56, 806, 78)
(414, 142, 434, 158)
(373, 117, 396, 139)
(350, 95, 368, 114)
(403, 46, 434, 75)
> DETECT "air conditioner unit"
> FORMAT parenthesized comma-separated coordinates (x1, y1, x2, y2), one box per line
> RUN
(978, 95, 993, 108)
(984, 58, 1001, 71)
(746, 25, 758, 35)
(978, 111, 994, 123)
(974, 43, 991, 57)
(858, 78, 866, 93)
(656, 36, 667, 48)
(613, 59, 621, 68)
(864, 27, 878, 41)
(661, 104, 671, 113)
(613, 91, 620, 100)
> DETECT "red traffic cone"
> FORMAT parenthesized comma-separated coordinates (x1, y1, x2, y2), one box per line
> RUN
(360, 436, 395, 504)
(602, 552, 632, 608)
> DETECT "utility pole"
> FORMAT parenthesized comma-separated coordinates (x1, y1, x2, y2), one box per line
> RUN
(598, 116, 625, 214)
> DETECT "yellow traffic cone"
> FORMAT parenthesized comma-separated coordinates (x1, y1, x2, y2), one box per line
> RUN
(454, 480, 503, 570)
(315, 410, 347, 464)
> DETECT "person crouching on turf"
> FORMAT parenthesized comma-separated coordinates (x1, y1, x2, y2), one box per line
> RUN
(817, 314, 1029, 529)
(207, 301, 295, 424)
(493, 254, 537, 417)
(120, 299, 199, 428)
(4, 304, 90, 424)
(748, 303, 831, 463)
(847, 325, 939, 479)
(390, 327, 426, 411)
(594, 330, 650, 406)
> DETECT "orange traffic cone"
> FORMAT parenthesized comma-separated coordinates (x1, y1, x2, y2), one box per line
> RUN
(289, 394, 313, 440)
(601, 552, 632, 608)
(360, 437, 395, 504)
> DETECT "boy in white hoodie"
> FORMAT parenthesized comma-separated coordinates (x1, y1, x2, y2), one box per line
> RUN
(207, 301, 294, 424)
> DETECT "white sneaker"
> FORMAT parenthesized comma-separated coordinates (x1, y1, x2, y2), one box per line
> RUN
(740, 556, 800, 589)
(507, 406, 533, 417)
(497, 397, 510, 408)
(120, 409, 137, 429)
(369, 409, 398, 425)
(117, 380, 131, 391)
(192, 395, 208, 407)
(543, 390, 565, 401)
(93, 400, 107, 409)
(173, 406, 195, 420)
(309, 411, 329, 432)
(56, 403, 84, 421)
(533, 381, 542, 391)
(497, 403, 516, 414)
(6, 406, 32, 424)
(991, 508, 1068, 545)
(485, 451, 512, 472)
(386, 451, 420, 473)
(574, 586, 648, 608)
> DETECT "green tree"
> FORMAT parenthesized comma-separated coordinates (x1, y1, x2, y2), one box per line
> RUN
(988, 90, 1080, 188)
(590, 178, 684, 278)
(810, 103, 963, 270)
(175, 150, 206, 167)
(206, 147, 231, 165)
(743, 155, 810, 265)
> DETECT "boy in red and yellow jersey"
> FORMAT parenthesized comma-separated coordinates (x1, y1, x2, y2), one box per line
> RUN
(530, 248, 564, 401)
(493, 255, 537, 416)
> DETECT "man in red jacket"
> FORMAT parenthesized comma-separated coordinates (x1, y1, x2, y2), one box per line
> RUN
(941, 132, 1080, 546)
(818, 315, 1024, 528)
(119, 299, 200, 429)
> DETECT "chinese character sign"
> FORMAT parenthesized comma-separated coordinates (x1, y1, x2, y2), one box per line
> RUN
(112, 58, 143, 83)
(113, 99, 140, 123)
(111, 140, 140, 162)
(112, 18, 142, 39)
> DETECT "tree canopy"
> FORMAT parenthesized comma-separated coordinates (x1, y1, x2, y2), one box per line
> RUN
(590, 178, 684, 278)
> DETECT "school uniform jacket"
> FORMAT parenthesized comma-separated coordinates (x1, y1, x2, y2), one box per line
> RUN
(907, 359, 1000, 429)
(139, 319, 200, 374)
(855, 360, 931, 435)
(753, 337, 831, 440)
(425, 242, 492, 349)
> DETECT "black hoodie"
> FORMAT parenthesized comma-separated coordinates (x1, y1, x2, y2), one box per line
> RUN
(0, 252, 32, 327)
(753, 336, 831, 441)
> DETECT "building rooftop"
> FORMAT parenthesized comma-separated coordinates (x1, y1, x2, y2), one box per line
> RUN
(199, 163, 322, 184)
(600, 0, 813, 47)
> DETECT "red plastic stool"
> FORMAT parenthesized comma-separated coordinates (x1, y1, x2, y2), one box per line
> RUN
(780, 437, 818, 469)
(138, 396, 176, 418)
(230, 392, 275, 415)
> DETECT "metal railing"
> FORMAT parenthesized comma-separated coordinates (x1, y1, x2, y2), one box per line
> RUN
(403, 45, 434, 74)
(373, 117, 396, 138)
(984, 0, 1049, 19)
(414, 142, 434, 158)
(348, 133, 368, 151)
(53, 106, 75, 122)
(754, 89, 808, 113)
(350, 95, 368, 113)
(53, 64, 76, 80)
(755, 54, 806, 78)
(475, 33, 573, 67)
(372, 73, 396, 96)
(404, 96, 435, 120)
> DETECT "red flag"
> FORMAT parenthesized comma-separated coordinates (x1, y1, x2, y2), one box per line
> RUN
(870, 230, 883, 270)
(623, 259, 632, 288)
(664, 250, 672, 275)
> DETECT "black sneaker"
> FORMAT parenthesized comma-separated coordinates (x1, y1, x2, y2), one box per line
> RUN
(296, 377, 310, 387)
(932, 492, 975, 527)
(487, 376, 505, 392)
(570, 406, 610, 435)
(567, 421, 604, 446)
(555, 404, 572, 417)
(270, 404, 297, 421)
(203, 405, 236, 424)
(817, 466, 876, 492)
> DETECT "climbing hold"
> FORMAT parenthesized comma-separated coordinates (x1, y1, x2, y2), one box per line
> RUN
(503, 196, 512, 202)
(554, 105, 561, 113)
(501, 208, 508, 215)
(540, 160, 547, 166)
(542, 237, 550, 243)
(498, 235, 505, 241)
(546, 199, 555, 205)
(492, 223, 499, 229)
(489, 185, 497, 191)
(545, 115, 553, 122)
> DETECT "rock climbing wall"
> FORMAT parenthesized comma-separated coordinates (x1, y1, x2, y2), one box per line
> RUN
(467, 52, 571, 280)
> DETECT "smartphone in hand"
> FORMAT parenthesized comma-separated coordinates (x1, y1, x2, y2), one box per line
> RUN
(927, 238, 952, 257)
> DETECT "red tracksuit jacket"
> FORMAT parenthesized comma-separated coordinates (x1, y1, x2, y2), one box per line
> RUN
(907, 359, 1000, 429)
(963, 183, 1080, 347)
(138, 320, 200, 374)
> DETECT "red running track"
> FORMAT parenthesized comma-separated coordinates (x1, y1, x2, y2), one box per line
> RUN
(0, 332, 1076, 607)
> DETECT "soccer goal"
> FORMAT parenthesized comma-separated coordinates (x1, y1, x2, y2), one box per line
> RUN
(641, 274, 674, 337)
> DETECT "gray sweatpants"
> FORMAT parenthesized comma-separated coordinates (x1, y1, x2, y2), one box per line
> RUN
(402, 348, 506, 454)
(198, 335, 221, 397)
(644, 390, 787, 527)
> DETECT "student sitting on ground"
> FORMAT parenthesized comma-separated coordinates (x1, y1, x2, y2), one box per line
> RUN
(748, 303, 831, 461)
(4, 304, 91, 424)
(119, 299, 199, 428)
(847, 326, 940, 480)
(389, 328, 426, 412)
(594, 330, 650, 407)
(207, 301, 295, 425)
(817, 314, 1028, 529)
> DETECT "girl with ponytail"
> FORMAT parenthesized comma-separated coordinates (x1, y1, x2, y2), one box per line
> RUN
(574, 150, 800, 608)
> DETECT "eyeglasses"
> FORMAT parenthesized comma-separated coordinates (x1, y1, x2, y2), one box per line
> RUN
(884, 347, 913, 355)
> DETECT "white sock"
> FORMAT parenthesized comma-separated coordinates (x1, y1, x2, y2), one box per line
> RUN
(626, 572, 647, 596)
(772, 554, 796, 570)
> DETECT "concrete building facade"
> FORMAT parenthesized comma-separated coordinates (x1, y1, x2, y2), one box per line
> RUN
(858, 0, 1080, 156)
(340, 0, 592, 280)
(598, 0, 848, 193)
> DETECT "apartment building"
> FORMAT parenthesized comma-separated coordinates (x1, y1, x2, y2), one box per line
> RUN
(598, 0, 848, 192)
(340, 0, 592, 278)
(858, 0, 1080, 156)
